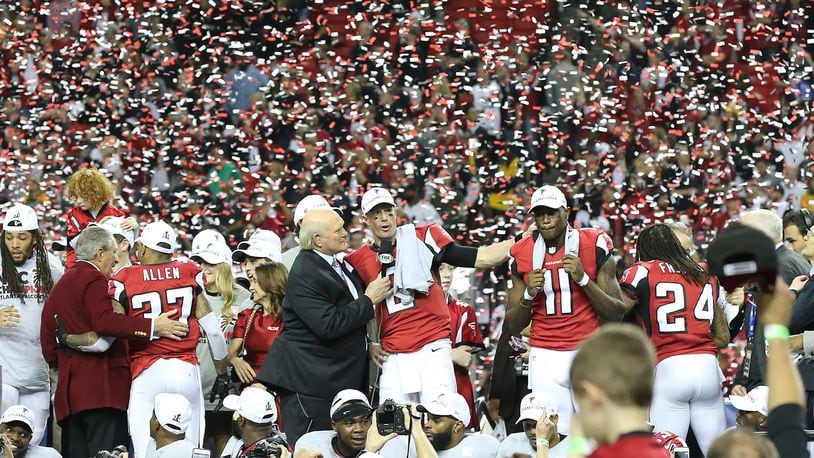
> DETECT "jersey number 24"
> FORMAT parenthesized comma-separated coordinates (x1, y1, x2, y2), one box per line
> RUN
(655, 282, 714, 333)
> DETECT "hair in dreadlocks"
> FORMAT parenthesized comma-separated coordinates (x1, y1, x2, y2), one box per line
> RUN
(1, 231, 55, 299)
(636, 224, 709, 285)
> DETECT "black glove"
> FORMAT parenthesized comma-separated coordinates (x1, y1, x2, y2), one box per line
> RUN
(210, 373, 231, 404)
(54, 314, 69, 347)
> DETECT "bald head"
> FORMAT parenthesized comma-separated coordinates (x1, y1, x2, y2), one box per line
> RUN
(300, 208, 348, 255)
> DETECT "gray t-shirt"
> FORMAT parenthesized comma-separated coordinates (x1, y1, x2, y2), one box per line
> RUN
(145, 438, 196, 457)
(22, 445, 61, 457)
(0, 253, 64, 390)
(496, 432, 569, 458)
(197, 284, 253, 410)
(386, 433, 500, 458)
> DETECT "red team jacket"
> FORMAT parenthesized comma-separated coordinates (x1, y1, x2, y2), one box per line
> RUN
(620, 260, 719, 362)
(110, 260, 205, 378)
(590, 432, 671, 457)
(509, 228, 614, 351)
(65, 202, 127, 268)
(448, 296, 484, 428)
(345, 223, 455, 353)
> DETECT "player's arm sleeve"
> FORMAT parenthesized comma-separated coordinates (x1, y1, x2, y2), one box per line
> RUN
(199, 311, 228, 360)
(459, 307, 485, 351)
(619, 265, 646, 313)
(289, 273, 375, 342)
(88, 277, 152, 339)
(438, 244, 478, 269)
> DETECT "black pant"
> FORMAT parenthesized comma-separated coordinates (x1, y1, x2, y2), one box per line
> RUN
(278, 391, 332, 446)
(61, 408, 129, 458)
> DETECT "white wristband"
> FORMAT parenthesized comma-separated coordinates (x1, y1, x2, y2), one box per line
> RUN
(523, 290, 535, 301)
(577, 273, 590, 287)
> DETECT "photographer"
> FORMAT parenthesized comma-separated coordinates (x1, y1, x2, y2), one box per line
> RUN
(294, 390, 373, 457)
(386, 392, 498, 457)
(146, 393, 195, 457)
(0, 405, 59, 457)
(223, 387, 288, 458)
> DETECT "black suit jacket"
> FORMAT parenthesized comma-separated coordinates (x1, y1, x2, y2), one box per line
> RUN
(258, 249, 374, 399)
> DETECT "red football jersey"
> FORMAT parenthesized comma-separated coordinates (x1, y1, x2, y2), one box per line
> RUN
(590, 432, 671, 458)
(509, 228, 613, 350)
(65, 202, 127, 268)
(448, 296, 484, 427)
(110, 260, 205, 378)
(345, 223, 455, 353)
(620, 260, 719, 362)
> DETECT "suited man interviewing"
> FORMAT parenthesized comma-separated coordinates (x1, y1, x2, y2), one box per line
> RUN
(258, 208, 391, 444)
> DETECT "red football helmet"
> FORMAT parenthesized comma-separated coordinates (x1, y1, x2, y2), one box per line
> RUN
(653, 431, 688, 453)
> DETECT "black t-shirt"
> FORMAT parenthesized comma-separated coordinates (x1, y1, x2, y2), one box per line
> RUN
(767, 403, 807, 458)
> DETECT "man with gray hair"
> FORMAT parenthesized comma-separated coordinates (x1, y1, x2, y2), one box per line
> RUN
(742, 209, 809, 284)
(258, 208, 392, 445)
(40, 225, 188, 457)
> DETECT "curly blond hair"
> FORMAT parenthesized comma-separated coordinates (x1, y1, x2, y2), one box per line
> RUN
(65, 167, 114, 210)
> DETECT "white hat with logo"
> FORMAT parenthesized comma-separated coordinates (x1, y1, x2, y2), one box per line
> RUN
(730, 386, 769, 416)
(361, 188, 396, 215)
(191, 229, 232, 265)
(3, 204, 39, 232)
(516, 392, 558, 424)
(100, 217, 137, 246)
(330, 389, 373, 421)
(136, 221, 178, 254)
(417, 392, 470, 425)
(232, 229, 282, 263)
(0, 405, 35, 432)
(294, 195, 331, 226)
(154, 393, 192, 434)
(223, 387, 277, 424)
(529, 186, 568, 212)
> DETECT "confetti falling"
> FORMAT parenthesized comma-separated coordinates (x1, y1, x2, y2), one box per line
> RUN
(0, 0, 811, 264)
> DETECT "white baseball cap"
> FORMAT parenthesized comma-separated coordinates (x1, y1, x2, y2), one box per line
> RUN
(3, 204, 39, 232)
(730, 386, 769, 416)
(294, 195, 331, 226)
(154, 393, 192, 434)
(100, 217, 136, 246)
(529, 186, 568, 212)
(516, 392, 558, 424)
(136, 221, 178, 254)
(223, 387, 277, 424)
(417, 392, 470, 425)
(0, 405, 35, 432)
(232, 229, 282, 263)
(361, 187, 396, 215)
(190, 229, 232, 265)
(330, 389, 372, 421)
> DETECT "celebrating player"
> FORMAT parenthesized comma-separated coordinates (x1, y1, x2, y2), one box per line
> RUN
(620, 224, 728, 454)
(345, 187, 525, 404)
(499, 185, 625, 434)
(110, 221, 228, 457)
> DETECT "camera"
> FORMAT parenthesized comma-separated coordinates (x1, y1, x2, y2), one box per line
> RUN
(376, 399, 409, 436)
(243, 435, 288, 458)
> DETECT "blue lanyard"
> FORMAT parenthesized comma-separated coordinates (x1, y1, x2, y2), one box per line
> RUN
(746, 299, 757, 339)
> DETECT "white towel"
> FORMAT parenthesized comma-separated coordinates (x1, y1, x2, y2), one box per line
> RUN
(394, 224, 435, 296)
(532, 225, 581, 270)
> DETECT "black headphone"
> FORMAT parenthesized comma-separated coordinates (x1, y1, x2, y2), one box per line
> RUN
(801, 208, 814, 235)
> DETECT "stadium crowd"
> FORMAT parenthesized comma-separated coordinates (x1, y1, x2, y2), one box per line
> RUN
(0, 0, 814, 457)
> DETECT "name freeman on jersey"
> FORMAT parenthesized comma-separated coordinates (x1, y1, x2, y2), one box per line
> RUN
(142, 266, 182, 282)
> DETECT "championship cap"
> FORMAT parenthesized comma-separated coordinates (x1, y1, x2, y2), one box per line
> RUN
(232, 229, 282, 263)
(0, 405, 35, 432)
(154, 393, 192, 434)
(136, 221, 178, 254)
(100, 217, 136, 246)
(223, 387, 277, 424)
(361, 188, 396, 215)
(330, 389, 373, 421)
(529, 186, 568, 212)
(3, 204, 39, 232)
(516, 392, 558, 424)
(417, 392, 470, 425)
(729, 386, 769, 416)
(294, 195, 331, 226)
(707, 223, 777, 291)
(191, 229, 232, 265)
